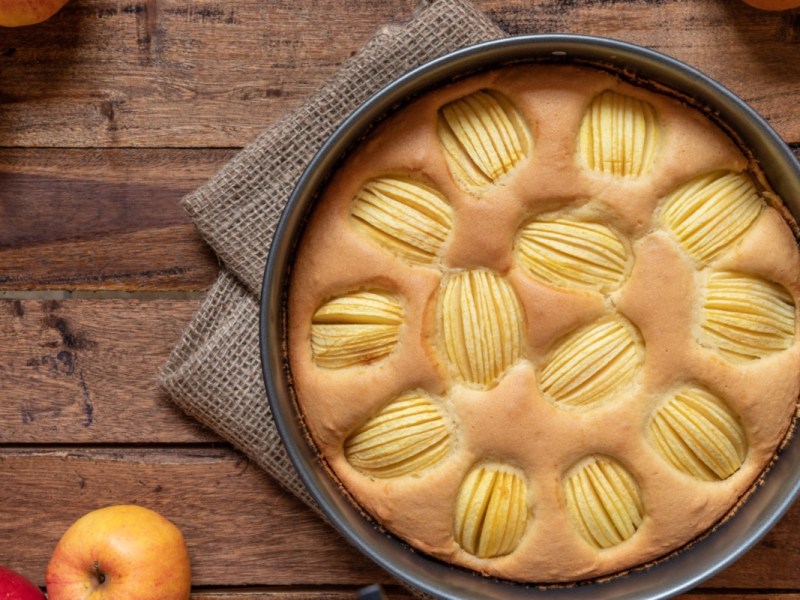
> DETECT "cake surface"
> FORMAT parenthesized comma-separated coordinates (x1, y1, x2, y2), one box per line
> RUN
(286, 64, 800, 583)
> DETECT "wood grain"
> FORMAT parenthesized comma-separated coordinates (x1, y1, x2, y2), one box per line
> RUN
(190, 593, 414, 600)
(3, 1, 800, 597)
(13, 590, 797, 600)
(0, 298, 213, 442)
(0, 144, 798, 294)
(0, 0, 415, 148)
(24, 589, 795, 600)
(2, 297, 800, 593)
(1, 446, 799, 591)
(0, 148, 222, 291)
(188, 594, 800, 600)
(15, 587, 800, 598)
(482, 0, 800, 143)
(16, 587, 800, 599)
(0, 0, 797, 148)
(0, 447, 395, 588)
(193, 595, 800, 600)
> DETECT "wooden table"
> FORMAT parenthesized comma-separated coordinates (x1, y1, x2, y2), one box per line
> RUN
(1, 1, 799, 598)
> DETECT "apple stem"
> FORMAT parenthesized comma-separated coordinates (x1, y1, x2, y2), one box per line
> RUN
(92, 561, 106, 585)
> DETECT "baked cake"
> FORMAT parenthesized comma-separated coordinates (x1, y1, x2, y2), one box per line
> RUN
(286, 64, 800, 583)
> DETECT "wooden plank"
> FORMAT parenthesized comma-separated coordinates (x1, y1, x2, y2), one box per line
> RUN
(0, 0, 797, 148)
(192, 591, 800, 599)
(687, 597, 800, 600)
(0, 148, 222, 291)
(190, 592, 414, 600)
(0, 298, 215, 442)
(705, 505, 800, 590)
(2, 294, 800, 589)
(189, 593, 800, 600)
(2, 588, 787, 600)
(0, 447, 395, 587)
(14, 589, 796, 600)
(188, 593, 800, 600)
(13, 586, 799, 599)
(1, 447, 799, 591)
(482, 0, 800, 143)
(0, 0, 415, 148)
(0, 225, 217, 291)
(2, 147, 799, 293)
(0, 224, 217, 291)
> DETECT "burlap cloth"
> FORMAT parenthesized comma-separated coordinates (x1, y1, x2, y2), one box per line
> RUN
(159, 0, 503, 592)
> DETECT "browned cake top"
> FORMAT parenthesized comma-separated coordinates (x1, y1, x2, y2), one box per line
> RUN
(286, 64, 800, 583)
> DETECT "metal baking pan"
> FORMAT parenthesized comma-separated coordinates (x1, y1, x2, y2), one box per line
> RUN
(260, 35, 800, 599)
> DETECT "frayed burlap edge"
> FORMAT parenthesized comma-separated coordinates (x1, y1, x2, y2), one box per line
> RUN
(181, 0, 503, 295)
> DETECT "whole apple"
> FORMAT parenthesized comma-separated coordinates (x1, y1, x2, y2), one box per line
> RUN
(0, 0, 70, 27)
(0, 565, 46, 600)
(46, 505, 191, 600)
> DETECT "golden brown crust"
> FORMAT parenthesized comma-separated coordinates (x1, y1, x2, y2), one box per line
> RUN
(286, 64, 800, 583)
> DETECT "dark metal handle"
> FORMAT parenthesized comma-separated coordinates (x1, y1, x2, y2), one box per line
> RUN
(359, 584, 388, 600)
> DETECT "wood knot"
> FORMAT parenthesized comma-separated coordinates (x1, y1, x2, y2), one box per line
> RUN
(99, 101, 115, 122)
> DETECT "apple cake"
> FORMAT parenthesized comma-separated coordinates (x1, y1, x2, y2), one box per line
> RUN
(286, 63, 800, 583)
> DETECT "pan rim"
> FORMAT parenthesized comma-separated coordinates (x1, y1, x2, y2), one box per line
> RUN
(260, 34, 800, 600)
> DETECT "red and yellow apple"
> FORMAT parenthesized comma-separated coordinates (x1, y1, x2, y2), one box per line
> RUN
(45, 505, 191, 600)
(0, 565, 46, 600)
(741, 0, 800, 9)
(0, 0, 70, 27)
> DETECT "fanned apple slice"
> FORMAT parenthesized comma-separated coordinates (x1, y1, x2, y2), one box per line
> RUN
(578, 90, 659, 177)
(661, 171, 763, 264)
(437, 270, 524, 388)
(700, 271, 796, 361)
(351, 176, 453, 266)
(454, 464, 529, 558)
(515, 217, 630, 292)
(438, 89, 532, 191)
(310, 290, 404, 368)
(564, 456, 644, 549)
(648, 387, 747, 481)
(539, 316, 644, 409)
(345, 392, 452, 478)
